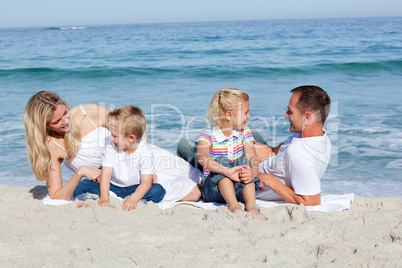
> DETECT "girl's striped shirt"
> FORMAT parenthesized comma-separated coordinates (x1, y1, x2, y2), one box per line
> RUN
(198, 126, 255, 184)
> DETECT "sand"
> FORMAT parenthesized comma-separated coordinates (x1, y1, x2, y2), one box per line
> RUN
(0, 184, 401, 267)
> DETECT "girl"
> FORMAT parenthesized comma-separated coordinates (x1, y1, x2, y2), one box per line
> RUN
(197, 87, 265, 220)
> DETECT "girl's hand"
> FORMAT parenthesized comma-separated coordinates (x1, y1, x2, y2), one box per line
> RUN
(225, 166, 242, 182)
(239, 165, 257, 184)
(77, 166, 101, 182)
(122, 198, 137, 211)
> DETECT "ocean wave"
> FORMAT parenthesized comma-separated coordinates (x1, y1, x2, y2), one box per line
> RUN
(0, 60, 401, 79)
(47, 26, 86, 30)
(315, 60, 402, 72)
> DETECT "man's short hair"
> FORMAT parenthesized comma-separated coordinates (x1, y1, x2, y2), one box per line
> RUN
(291, 85, 331, 123)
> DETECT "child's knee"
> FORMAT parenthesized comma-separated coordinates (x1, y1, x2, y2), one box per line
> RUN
(149, 183, 166, 201)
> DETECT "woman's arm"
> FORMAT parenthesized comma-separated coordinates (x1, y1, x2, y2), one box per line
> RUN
(47, 143, 101, 200)
(197, 140, 241, 182)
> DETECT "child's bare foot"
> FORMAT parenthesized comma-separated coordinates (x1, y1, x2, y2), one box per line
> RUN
(246, 205, 266, 221)
(228, 203, 242, 213)
(76, 200, 96, 208)
(250, 210, 266, 221)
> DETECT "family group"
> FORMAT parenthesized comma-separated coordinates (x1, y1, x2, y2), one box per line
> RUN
(24, 85, 331, 220)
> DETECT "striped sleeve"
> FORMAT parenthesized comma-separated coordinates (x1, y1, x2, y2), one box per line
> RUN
(198, 129, 212, 146)
(242, 127, 255, 145)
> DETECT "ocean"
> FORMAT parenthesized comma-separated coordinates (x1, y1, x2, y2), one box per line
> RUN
(0, 17, 401, 198)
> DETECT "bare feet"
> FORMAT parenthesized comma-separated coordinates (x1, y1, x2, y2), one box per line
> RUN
(228, 203, 242, 213)
(246, 205, 266, 221)
(76, 200, 96, 208)
(76, 199, 100, 209)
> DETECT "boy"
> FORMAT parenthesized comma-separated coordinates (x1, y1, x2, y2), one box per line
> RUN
(99, 105, 166, 210)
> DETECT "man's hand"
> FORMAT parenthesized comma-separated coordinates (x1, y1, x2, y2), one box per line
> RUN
(239, 165, 257, 184)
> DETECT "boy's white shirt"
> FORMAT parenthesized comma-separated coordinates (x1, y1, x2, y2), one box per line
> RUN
(102, 139, 156, 187)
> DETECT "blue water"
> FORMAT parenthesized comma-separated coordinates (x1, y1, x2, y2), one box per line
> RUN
(0, 17, 401, 198)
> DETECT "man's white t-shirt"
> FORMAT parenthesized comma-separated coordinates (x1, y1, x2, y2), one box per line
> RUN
(257, 132, 331, 201)
(102, 139, 156, 187)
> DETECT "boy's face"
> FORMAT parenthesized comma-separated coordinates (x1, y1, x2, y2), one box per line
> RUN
(109, 123, 127, 149)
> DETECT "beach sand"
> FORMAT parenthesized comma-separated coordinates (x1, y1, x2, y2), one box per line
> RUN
(0, 184, 401, 267)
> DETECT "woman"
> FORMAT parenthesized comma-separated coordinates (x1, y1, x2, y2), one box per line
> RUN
(24, 91, 202, 202)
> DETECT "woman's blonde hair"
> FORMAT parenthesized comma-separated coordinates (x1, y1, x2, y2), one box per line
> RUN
(24, 91, 81, 181)
(108, 105, 147, 140)
(206, 87, 249, 127)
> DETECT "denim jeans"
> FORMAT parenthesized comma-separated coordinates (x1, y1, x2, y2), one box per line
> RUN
(201, 156, 260, 203)
(73, 179, 166, 203)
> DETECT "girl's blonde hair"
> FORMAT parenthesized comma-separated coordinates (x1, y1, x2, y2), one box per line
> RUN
(24, 91, 81, 181)
(108, 105, 147, 140)
(206, 87, 249, 127)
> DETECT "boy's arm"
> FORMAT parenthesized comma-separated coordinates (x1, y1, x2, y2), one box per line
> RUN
(122, 174, 153, 211)
(197, 140, 241, 182)
(99, 166, 113, 206)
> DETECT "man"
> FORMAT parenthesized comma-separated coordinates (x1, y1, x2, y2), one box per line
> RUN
(256, 85, 331, 206)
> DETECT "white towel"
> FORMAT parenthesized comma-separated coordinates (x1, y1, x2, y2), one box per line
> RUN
(157, 193, 355, 212)
(43, 192, 355, 212)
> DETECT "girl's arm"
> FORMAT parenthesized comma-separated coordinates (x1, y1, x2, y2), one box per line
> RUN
(240, 141, 260, 184)
(197, 140, 241, 182)
(99, 166, 113, 206)
(122, 174, 153, 211)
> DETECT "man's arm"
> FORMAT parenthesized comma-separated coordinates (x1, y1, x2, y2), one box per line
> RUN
(255, 142, 283, 163)
(258, 172, 321, 206)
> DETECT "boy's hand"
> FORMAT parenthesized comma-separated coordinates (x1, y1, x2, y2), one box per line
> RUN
(99, 201, 116, 208)
(226, 166, 242, 182)
(122, 198, 138, 211)
(152, 174, 158, 183)
(239, 165, 257, 184)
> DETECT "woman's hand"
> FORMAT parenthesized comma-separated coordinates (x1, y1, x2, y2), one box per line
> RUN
(77, 166, 101, 182)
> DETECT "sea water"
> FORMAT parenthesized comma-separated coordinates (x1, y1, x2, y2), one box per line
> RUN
(0, 17, 401, 198)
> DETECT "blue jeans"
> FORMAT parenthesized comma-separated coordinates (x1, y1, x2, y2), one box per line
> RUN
(73, 179, 166, 203)
(201, 156, 260, 203)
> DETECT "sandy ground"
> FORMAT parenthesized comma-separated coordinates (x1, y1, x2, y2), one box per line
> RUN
(0, 184, 401, 267)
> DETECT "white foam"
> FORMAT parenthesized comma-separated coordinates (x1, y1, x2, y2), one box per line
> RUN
(60, 26, 86, 30)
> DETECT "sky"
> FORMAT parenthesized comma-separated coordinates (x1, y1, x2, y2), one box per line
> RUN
(1, 0, 402, 28)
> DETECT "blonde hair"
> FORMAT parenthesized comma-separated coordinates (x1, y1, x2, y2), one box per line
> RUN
(108, 105, 147, 140)
(24, 91, 81, 181)
(206, 87, 249, 127)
